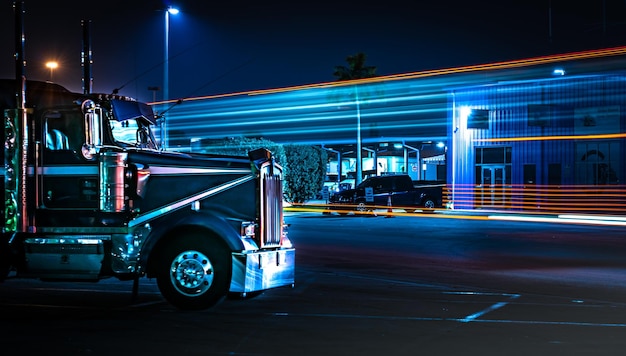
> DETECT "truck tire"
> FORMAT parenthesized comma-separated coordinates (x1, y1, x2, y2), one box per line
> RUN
(155, 233, 231, 310)
(423, 198, 436, 213)
(355, 200, 376, 216)
(356, 200, 368, 213)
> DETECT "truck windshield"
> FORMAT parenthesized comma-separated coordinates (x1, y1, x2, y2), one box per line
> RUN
(109, 118, 159, 149)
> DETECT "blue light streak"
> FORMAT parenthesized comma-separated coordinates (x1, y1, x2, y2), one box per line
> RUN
(161, 77, 456, 145)
(156, 47, 626, 149)
(154, 46, 626, 216)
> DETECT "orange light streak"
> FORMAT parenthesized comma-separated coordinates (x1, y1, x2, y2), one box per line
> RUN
(150, 45, 626, 105)
(474, 132, 626, 143)
(247, 46, 626, 96)
(284, 204, 626, 225)
(446, 184, 626, 215)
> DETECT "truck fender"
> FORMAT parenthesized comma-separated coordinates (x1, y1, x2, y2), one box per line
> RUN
(140, 211, 245, 276)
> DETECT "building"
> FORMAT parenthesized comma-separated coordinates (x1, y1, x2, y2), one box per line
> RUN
(449, 67, 626, 214)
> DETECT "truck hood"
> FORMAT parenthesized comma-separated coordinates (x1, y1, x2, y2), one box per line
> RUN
(121, 148, 257, 221)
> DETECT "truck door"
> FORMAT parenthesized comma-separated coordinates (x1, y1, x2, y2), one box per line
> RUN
(371, 177, 391, 206)
(389, 176, 412, 207)
(39, 111, 99, 210)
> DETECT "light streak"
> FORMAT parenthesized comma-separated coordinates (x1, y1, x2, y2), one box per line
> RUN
(151, 45, 626, 111)
(445, 184, 626, 215)
(488, 214, 626, 226)
(475, 132, 626, 143)
(285, 206, 626, 226)
(152, 45, 626, 211)
(157, 42, 626, 144)
(227, 46, 626, 97)
(558, 214, 626, 222)
(156, 44, 626, 144)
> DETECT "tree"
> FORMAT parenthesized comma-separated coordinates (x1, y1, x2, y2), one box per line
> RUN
(332, 52, 378, 185)
(282, 144, 328, 204)
(333, 52, 377, 80)
(198, 137, 327, 203)
(199, 137, 285, 166)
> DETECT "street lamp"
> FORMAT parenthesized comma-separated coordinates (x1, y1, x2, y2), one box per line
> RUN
(163, 5, 179, 150)
(45, 61, 58, 82)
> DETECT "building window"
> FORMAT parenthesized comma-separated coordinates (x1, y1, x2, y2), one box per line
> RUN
(527, 104, 551, 127)
(467, 109, 489, 129)
(523, 164, 536, 184)
(575, 141, 621, 185)
(476, 147, 511, 165)
(548, 164, 562, 186)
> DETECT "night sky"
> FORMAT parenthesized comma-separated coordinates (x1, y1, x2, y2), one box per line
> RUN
(1, 0, 626, 103)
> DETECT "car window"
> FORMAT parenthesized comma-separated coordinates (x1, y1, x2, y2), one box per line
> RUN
(372, 178, 391, 193)
(394, 176, 411, 190)
(357, 178, 373, 189)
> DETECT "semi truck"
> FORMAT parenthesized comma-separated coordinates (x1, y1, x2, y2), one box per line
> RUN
(0, 2, 294, 310)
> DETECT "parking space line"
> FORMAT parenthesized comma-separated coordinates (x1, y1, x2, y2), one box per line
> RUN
(270, 312, 626, 328)
(322, 271, 452, 290)
(447, 292, 521, 323)
(467, 319, 626, 327)
(268, 272, 626, 329)
(459, 301, 511, 322)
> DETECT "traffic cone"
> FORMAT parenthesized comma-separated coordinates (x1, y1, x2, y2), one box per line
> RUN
(385, 193, 394, 218)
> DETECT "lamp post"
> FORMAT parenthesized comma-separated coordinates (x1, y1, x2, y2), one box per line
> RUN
(45, 61, 58, 82)
(148, 86, 160, 103)
(163, 5, 179, 149)
(355, 85, 363, 185)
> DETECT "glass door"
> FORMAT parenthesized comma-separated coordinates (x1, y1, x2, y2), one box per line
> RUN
(478, 165, 506, 207)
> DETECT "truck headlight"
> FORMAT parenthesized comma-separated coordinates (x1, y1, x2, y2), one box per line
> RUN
(239, 221, 259, 250)
(241, 221, 256, 239)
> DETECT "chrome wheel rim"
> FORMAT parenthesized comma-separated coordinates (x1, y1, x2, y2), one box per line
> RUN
(169, 249, 214, 297)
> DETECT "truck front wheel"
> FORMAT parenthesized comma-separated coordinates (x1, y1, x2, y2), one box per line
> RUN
(155, 234, 231, 310)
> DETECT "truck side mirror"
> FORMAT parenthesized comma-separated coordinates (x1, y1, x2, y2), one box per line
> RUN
(137, 127, 149, 147)
(81, 100, 101, 160)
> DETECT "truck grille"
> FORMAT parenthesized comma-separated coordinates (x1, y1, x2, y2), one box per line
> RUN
(259, 161, 283, 248)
